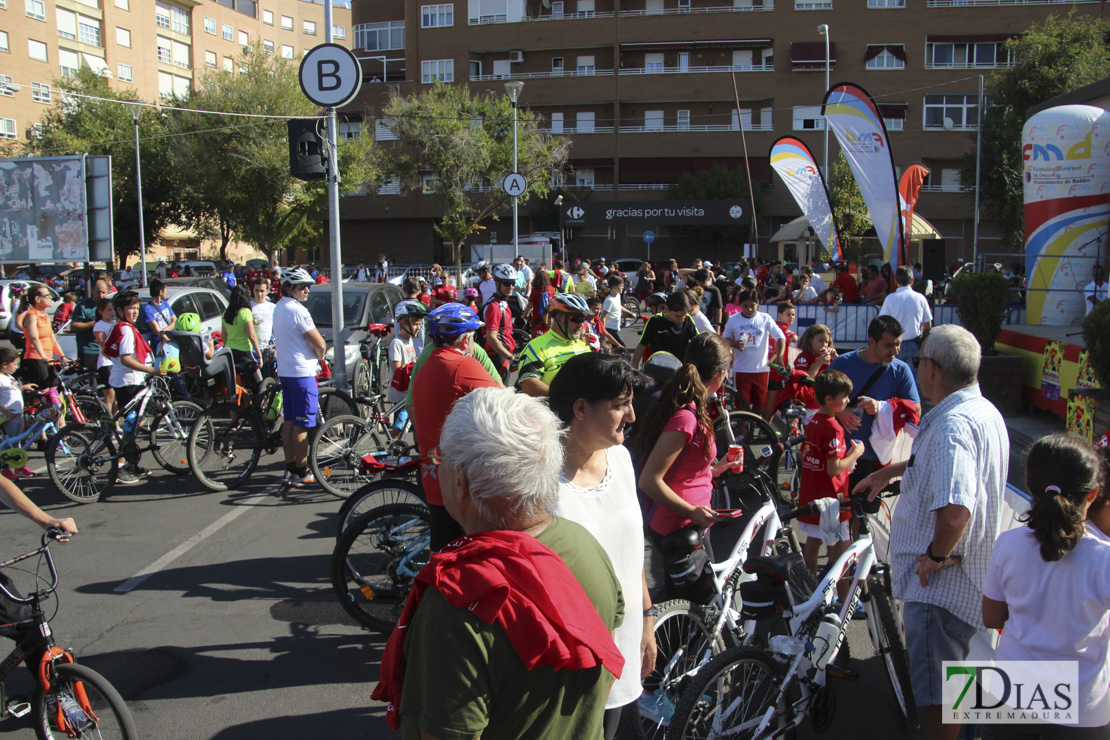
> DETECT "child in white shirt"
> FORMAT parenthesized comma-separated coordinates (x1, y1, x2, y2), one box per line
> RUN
(0, 347, 38, 479)
(388, 311, 422, 437)
(92, 298, 117, 414)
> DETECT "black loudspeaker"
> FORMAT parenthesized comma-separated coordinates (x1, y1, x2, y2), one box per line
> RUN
(922, 238, 946, 284)
(288, 119, 326, 181)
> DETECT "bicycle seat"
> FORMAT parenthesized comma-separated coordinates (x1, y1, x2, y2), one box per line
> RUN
(366, 323, 391, 338)
(742, 552, 803, 581)
(165, 331, 235, 396)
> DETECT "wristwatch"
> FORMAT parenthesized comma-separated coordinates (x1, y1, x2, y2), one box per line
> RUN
(925, 542, 949, 563)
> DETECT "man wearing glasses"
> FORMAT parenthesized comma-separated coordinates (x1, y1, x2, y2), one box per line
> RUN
(517, 293, 592, 398)
(482, 264, 520, 382)
(272, 268, 326, 488)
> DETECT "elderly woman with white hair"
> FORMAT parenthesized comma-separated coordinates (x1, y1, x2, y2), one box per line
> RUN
(377, 387, 626, 740)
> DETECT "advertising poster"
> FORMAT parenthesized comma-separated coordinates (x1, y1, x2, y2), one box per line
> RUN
(1041, 340, 1064, 401)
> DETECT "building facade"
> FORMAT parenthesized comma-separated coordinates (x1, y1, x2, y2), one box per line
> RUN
(339, 0, 1101, 266)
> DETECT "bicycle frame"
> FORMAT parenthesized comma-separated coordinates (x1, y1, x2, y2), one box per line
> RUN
(0, 532, 63, 686)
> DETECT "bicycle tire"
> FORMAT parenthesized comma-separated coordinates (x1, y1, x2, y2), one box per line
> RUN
(63, 371, 99, 396)
(148, 399, 203, 474)
(319, 386, 358, 424)
(714, 411, 791, 508)
(187, 403, 262, 492)
(309, 414, 388, 498)
(622, 296, 642, 329)
(255, 378, 284, 441)
(32, 661, 138, 740)
(70, 394, 108, 427)
(670, 646, 794, 740)
(369, 341, 391, 396)
(46, 424, 118, 504)
(336, 478, 425, 540)
(867, 575, 919, 732)
(351, 360, 372, 416)
(331, 503, 432, 633)
(640, 599, 724, 740)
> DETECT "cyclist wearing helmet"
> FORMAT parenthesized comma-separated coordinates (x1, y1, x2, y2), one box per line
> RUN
(630, 290, 700, 369)
(69, 279, 111, 370)
(394, 298, 427, 354)
(388, 301, 426, 436)
(411, 304, 501, 549)
(482, 264, 519, 381)
(272, 267, 326, 488)
(517, 293, 592, 398)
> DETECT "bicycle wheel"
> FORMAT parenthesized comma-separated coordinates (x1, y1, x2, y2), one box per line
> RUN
(671, 646, 793, 740)
(70, 394, 108, 427)
(46, 424, 117, 504)
(336, 478, 425, 539)
(255, 377, 284, 441)
(319, 386, 358, 424)
(622, 296, 642, 329)
(187, 403, 261, 492)
(715, 411, 792, 508)
(351, 360, 372, 414)
(867, 575, 919, 732)
(149, 400, 203, 474)
(331, 503, 431, 633)
(640, 599, 724, 740)
(63, 371, 99, 396)
(369, 341, 391, 395)
(32, 661, 138, 740)
(310, 414, 388, 498)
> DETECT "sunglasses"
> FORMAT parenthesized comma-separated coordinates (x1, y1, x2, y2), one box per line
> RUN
(566, 316, 586, 324)
(912, 355, 942, 370)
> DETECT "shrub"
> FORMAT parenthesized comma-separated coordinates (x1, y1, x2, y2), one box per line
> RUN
(1083, 300, 1110, 388)
(951, 272, 1012, 355)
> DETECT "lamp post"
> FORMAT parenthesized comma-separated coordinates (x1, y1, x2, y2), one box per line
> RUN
(123, 100, 147, 288)
(505, 80, 524, 257)
(817, 24, 830, 178)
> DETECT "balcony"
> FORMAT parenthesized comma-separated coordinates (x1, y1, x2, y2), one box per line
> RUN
(541, 126, 616, 134)
(926, 0, 1094, 6)
(469, 10, 615, 24)
(620, 63, 772, 75)
(471, 69, 614, 81)
(617, 183, 670, 190)
(923, 60, 1014, 70)
(620, 123, 773, 132)
(617, 1, 773, 15)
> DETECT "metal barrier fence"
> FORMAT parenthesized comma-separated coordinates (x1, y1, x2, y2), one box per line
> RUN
(931, 304, 1026, 327)
(759, 303, 879, 346)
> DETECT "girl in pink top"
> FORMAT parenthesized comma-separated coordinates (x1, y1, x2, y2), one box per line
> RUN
(637, 333, 733, 536)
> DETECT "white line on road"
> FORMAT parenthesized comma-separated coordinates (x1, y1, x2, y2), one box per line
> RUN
(114, 499, 261, 593)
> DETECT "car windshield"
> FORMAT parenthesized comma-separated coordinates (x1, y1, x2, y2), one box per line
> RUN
(304, 289, 366, 328)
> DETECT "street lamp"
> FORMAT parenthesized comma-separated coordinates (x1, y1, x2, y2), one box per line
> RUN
(817, 24, 830, 179)
(122, 99, 147, 288)
(505, 80, 525, 257)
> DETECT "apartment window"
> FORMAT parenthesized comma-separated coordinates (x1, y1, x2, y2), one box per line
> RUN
(678, 0, 691, 9)
(339, 120, 361, 139)
(378, 177, 401, 195)
(57, 8, 77, 39)
(116, 27, 131, 46)
(155, 1, 170, 28)
(0, 32, 7, 52)
(924, 94, 979, 129)
(576, 55, 595, 75)
(59, 48, 79, 76)
(795, 0, 831, 7)
(868, 0, 904, 5)
(551, 57, 564, 74)
(31, 81, 50, 103)
(223, 57, 233, 72)
(792, 105, 824, 131)
(677, 109, 690, 131)
(0, 118, 16, 140)
(78, 16, 101, 46)
(205, 50, 216, 67)
(204, 17, 216, 34)
(281, 44, 294, 58)
(333, 25, 346, 39)
(644, 110, 664, 131)
(575, 168, 595, 187)
(117, 62, 133, 81)
(238, 30, 249, 46)
(354, 21, 403, 51)
(303, 20, 316, 35)
(645, 53, 664, 73)
(172, 5, 189, 34)
(421, 4, 453, 28)
(262, 9, 273, 24)
(374, 118, 398, 141)
(927, 40, 1008, 69)
(115, 0, 129, 9)
(884, 117, 904, 131)
(30, 123, 44, 138)
(0, 76, 12, 96)
(865, 45, 905, 70)
(281, 15, 293, 30)
(156, 35, 171, 63)
(421, 174, 436, 193)
(222, 24, 233, 40)
(550, 112, 563, 134)
(551, 0, 564, 14)
(26, 0, 45, 21)
(578, 0, 595, 15)
(576, 111, 595, 133)
(28, 38, 47, 61)
(263, 39, 274, 54)
(421, 58, 453, 83)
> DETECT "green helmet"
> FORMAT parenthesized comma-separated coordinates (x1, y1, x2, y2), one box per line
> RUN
(177, 313, 201, 332)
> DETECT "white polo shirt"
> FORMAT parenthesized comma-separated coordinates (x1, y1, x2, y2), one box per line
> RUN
(1086, 280, 1108, 315)
(878, 285, 933, 340)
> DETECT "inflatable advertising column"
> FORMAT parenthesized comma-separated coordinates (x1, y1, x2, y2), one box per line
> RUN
(1023, 104, 1110, 325)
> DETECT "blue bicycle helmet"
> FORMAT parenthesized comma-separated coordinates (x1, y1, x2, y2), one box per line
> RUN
(426, 303, 484, 338)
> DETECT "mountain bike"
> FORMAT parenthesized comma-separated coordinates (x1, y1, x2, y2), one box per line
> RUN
(0, 529, 138, 739)
(334, 477, 425, 540)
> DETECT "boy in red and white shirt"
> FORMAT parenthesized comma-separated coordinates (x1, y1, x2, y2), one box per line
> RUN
(764, 301, 798, 418)
(799, 369, 864, 602)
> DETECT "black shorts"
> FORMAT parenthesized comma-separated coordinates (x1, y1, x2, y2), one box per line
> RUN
(114, 384, 144, 414)
(768, 378, 785, 391)
(78, 351, 98, 371)
(96, 366, 111, 388)
(19, 358, 54, 388)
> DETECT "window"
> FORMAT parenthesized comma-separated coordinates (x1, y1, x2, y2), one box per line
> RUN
(28, 38, 47, 61)
(469, 60, 482, 77)
(551, 57, 564, 74)
(0, 75, 14, 96)
(421, 4, 453, 27)
(576, 55, 595, 75)
(0, 118, 16, 140)
(354, 21, 403, 51)
(333, 25, 346, 39)
(865, 45, 905, 70)
(678, 0, 691, 10)
(868, 0, 904, 5)
(645, 53, 664, 73)
(115, 0, 129, 9)
(303, 20, 316, 35)
(171, 5, 189, 34)
(0, 31, 7, 53)
(204, 17, 216, 34)
(281, 15, 293, 30)
(575, 168, 595, 187)
(116, 27, 131, 46)
(30, 123, 44, 138)
(550, 112, 563, 134)
(644, 110, 664, 131)
(205, 50, 216, 67)
(117, 63, 133, 81)
(155, 1, 170, 28)
(238, 30, 249, 46)
(31, 81, 50, 103)
(792, 105, 824, 131)
(222, 24, 233, 40)
(924, 94, 979, 129)
(78, 16, 101, 46)
(421, 58, 453, 83)
(794, 0, 831, 7)
(26, 0, 45, 21)
(884, 117, 904, 131)
(260, 39, 272, 53)
(223, 58, 233, 72)
(374, 118, 398, 140)
(339, 120, 362, 139)
(157, 35, 171, 63)
(57, 8, 77, 39)
(281, 44, 294, 58)
(262, 9, 273, 24)
(926, 41, 1009, 69)
(576, 111, 595, 133)
(577, 0, 595, 14)
(552, 0, 564, 14)
(378, 177, 401, 195)
(677, 109, 690, 130)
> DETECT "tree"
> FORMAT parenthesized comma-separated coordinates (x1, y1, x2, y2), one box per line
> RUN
(24, 69, 180, 264)
(665, 164, 761, 247)
(962, 12, 1110, 250)
(375, 82, 569, 282)
(827, 151, 872, 264)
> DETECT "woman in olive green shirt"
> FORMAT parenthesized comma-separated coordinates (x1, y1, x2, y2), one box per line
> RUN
(222, 285, 262, 390)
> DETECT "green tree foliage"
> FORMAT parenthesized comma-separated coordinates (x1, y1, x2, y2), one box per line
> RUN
(827, 151, 872, 263)
(23, 69, 179, 264)
(165, 44, 376, 264)
(376, 82, 569, 281)
(962, 12, 1110, 250)
(952, 271, 1012, 354)
(665, 165, 761, 247)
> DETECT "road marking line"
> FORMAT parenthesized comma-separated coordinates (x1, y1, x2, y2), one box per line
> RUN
(114, 500, 260, 593)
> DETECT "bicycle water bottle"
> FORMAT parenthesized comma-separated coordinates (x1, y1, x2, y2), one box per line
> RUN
(122, 411, 138, 435)
(809, 613, 843, 670)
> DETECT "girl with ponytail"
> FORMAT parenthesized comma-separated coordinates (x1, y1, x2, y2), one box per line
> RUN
(982, 433, 1110, 735)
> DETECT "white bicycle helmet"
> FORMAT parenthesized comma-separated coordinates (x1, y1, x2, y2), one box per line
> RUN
(491, 263, 518, 282)
(395, 300, 427, 320)
(281, 267, 314, 286)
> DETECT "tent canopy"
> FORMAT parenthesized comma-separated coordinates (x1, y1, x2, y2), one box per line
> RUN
(770, 212, 940, 244)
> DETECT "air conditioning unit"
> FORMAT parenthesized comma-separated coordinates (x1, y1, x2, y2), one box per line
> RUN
(509, 50, 524, 63)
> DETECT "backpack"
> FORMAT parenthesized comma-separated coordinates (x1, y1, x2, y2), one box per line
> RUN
(103, 321, 152, 364)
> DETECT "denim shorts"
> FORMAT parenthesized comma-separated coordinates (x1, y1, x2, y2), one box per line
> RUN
(903, 601, 976, 707)
(279, 376, 318, 428)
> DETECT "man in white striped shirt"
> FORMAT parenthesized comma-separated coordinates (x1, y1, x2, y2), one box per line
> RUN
(854, 325, 1008, 740)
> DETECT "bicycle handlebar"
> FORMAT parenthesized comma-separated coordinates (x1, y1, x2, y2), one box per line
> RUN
(781, 490, 899, 523)
(0, 529, 71, 603)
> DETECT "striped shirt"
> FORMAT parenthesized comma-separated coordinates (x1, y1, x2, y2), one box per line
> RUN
(889, 385, 1009, 631)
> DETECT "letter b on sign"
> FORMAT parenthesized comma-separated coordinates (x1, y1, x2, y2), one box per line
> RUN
(299, 44, 361, 108)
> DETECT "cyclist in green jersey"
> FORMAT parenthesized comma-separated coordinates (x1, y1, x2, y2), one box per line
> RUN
(517, 293, 592, 398)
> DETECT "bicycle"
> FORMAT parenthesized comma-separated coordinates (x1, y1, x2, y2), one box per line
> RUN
(46, 375, 202, 503)
(334, 477, 425, 539)
(0, 528, 138, 739)
(358, 324, 394, 398)
(668, 490, 918, 739)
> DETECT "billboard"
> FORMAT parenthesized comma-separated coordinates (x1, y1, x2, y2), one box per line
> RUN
(560, 200, 752, 228)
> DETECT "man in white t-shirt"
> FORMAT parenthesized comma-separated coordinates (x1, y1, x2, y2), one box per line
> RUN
(272, 268, 327, 488)
(721, 288, 784, 414)
(1086, 265, 1107, 316)
(514, 256, 534, 296)
(375, 255, 389, 283)
(473, 264, 497, 306)
(250, 281, 275, 346)
(879, 265, 933, 371)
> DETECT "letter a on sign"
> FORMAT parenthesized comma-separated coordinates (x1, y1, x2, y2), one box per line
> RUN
(300, 44, 361, 108)
(503, 173, 527, 197)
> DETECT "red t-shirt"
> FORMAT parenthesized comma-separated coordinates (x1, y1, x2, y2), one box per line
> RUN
(768, 322, 796, 382)
(482, 298, 516, 358)
(412, 348, 500, 505)
(794, 350, 828, 376)
(864, 277, 887, 302)
(432, 284, 457, 305)
(649, 406, 716, 536)
(798, 412, 851, 524)
(247, 269, 263, 288)
(529, 286, 556, 333)
(833, 272, 860, 303)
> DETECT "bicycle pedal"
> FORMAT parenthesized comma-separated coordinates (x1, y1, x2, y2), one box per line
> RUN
(826, 664, 860, 682)
(6, 698, 31, 718)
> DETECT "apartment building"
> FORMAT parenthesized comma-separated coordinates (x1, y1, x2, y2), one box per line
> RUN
(338, 0, 1101, 265)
